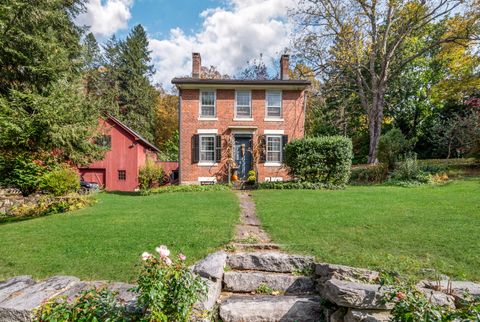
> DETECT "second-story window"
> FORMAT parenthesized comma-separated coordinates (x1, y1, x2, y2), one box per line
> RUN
(235, 90, 252, 119)
(266, 91, 282, 118)
(200, 90, 216, 118)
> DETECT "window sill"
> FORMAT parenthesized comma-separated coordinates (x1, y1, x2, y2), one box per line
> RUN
(264, 162, 282, 167)
(264, 118, 284, 122)
(198, 117, 218, 121)
(233, 117, 254, 121)
(198, 162, 218, 167)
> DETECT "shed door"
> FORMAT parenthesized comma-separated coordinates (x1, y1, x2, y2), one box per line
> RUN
(80, 169, 106, 188)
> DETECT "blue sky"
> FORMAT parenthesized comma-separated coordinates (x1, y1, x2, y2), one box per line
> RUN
(76, 0, 294, 87)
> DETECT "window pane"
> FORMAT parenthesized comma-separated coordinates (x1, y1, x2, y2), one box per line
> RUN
(267, 92, 281, 107)
(237, 105, 251, 117)
(201, 91, 215, 117)
(201, 91, 215, 106)
(266, 136, 281, 162)
(236, 91, 250, 106)
(201, 105, 215, 116)
(200, 136, 215, 162)
(267, 91, 281, 118)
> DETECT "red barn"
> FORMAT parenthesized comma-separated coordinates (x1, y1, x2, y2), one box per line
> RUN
(79, 116, 161, 192)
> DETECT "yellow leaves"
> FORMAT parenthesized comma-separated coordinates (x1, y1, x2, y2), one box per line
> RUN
(154, 91, 178, 148)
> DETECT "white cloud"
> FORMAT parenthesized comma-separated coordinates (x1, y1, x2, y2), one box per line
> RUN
(76, 0, 134, 37)
(149, 0, 296, 87)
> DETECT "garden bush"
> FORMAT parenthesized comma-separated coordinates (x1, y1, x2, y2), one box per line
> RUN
(378, 129, 411, 169)
(349, 163, 389, 184)
(284, 136, 353, 185)
(39, 164, 79, 196)
(138, 160, 164, 191)
(35, 245, 207, 322)
(257, 180, 341, 190)
(3, 157, 46, 196)
(3, 194, 95, 223)
(388, 155, 431, 186)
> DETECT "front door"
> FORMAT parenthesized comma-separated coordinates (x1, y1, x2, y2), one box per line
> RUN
(234, 135, 253, 180)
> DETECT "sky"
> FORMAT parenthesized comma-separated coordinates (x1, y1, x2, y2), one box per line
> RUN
(75, 0, 296, 88)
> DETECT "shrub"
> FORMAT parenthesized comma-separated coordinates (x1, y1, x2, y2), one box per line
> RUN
(284, 136, 353, 185)
(139, 160, 164, 191)
(34, 288, 128, 322)
(3, 194, 95, 223)
(377, 129, 411, 169)
(349, 164, 389, 184)
(246, 170, 256, 184)
(257, 180, 341, 190)
(380, 272, 480, 321)
(39, 164, 79, 196)
(135, 246, 207, 321)
(388, 155, 431, 185)
(5, 157, 46, 196)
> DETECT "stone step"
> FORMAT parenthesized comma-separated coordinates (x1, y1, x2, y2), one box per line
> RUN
(230, 243, 281, 251)
(223, 271, 315, 294)
(227, 252, 315, 273)
(0, 276, 79, 322)
(0, 276, 35, 303)
(219, 295, 322, 322)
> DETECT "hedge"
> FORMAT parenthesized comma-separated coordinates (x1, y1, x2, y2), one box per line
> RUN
(284, 136, 353, 185)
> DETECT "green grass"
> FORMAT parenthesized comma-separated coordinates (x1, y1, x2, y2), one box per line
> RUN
(0, 191, 239, 282)
(252, 179, 480, 281)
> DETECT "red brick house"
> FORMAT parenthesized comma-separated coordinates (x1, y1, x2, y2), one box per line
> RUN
(172, 53, 310, 185)
(79, 116, 160, 191)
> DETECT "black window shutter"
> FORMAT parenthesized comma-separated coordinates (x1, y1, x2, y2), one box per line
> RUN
(259, 135, 266, 163)
(282, 135, 288, 162)
(215, 135, 222, 162)
(192, 134, 199, 163)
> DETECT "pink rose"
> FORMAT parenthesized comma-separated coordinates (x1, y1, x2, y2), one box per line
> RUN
(178, 253, 186, 261)
(141, 252, 153, 261)
(396, 292, 406, 300)
(155, 245, 170, 258)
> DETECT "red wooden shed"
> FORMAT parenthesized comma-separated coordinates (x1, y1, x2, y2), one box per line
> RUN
(79, 116, 161, 192)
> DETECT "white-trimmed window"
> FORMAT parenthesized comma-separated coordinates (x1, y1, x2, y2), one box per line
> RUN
(200, 135, 215, 162)
(200, 90, 216, 118)
(266, 135, 282, 163)
(235, 90, 252, 118)
(266, 91, 282, 118)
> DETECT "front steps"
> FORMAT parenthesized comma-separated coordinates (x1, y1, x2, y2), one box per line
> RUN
(219, 252, 321, 322)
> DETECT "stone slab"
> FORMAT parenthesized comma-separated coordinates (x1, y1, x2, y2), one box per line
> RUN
(194, 251, 227, 281)
(322, 278, 392, 310)
(316, 263, 379, 284)
(219, 295, 322, 322)
(0, 277, 36, 303)
(223, 271, 315, 294)
(0, 276, 80, 322)
(227, 252, 315, 273)
(344, 308, 391, 322)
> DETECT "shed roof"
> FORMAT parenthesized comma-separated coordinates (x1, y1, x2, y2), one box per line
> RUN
(106, 115, 160, 153)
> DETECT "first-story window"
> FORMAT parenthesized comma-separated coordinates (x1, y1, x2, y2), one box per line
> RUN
(118, 170, 126, 180)
(200, 90, 216, 117)
(266, 135, 282, 163)
(200, 135, 215, 162)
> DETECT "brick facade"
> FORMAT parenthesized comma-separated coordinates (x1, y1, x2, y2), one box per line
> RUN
(173, 54, 310, 185)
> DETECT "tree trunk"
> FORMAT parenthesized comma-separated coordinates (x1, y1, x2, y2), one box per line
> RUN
(367, 86, 386, 164)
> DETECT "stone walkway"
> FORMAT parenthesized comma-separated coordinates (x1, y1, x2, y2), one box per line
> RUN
(229, 191, 279, 251)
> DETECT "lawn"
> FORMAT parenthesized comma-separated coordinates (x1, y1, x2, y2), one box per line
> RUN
(0, 191, 239, 282)
(252, 179, 480, 281)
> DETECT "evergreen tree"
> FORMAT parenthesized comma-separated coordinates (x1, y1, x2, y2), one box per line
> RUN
(116, 25, 157, 141)
(0, 0, 104, 185)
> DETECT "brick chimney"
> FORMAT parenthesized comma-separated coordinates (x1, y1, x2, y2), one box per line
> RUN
(280, 55, 290, 80)
(192, 53, 201, 78)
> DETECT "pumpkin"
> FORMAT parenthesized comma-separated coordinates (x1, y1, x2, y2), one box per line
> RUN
(231, 174, 238, 181)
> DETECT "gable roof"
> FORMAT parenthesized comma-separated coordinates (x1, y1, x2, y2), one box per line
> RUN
(106, 115, 160, 153)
